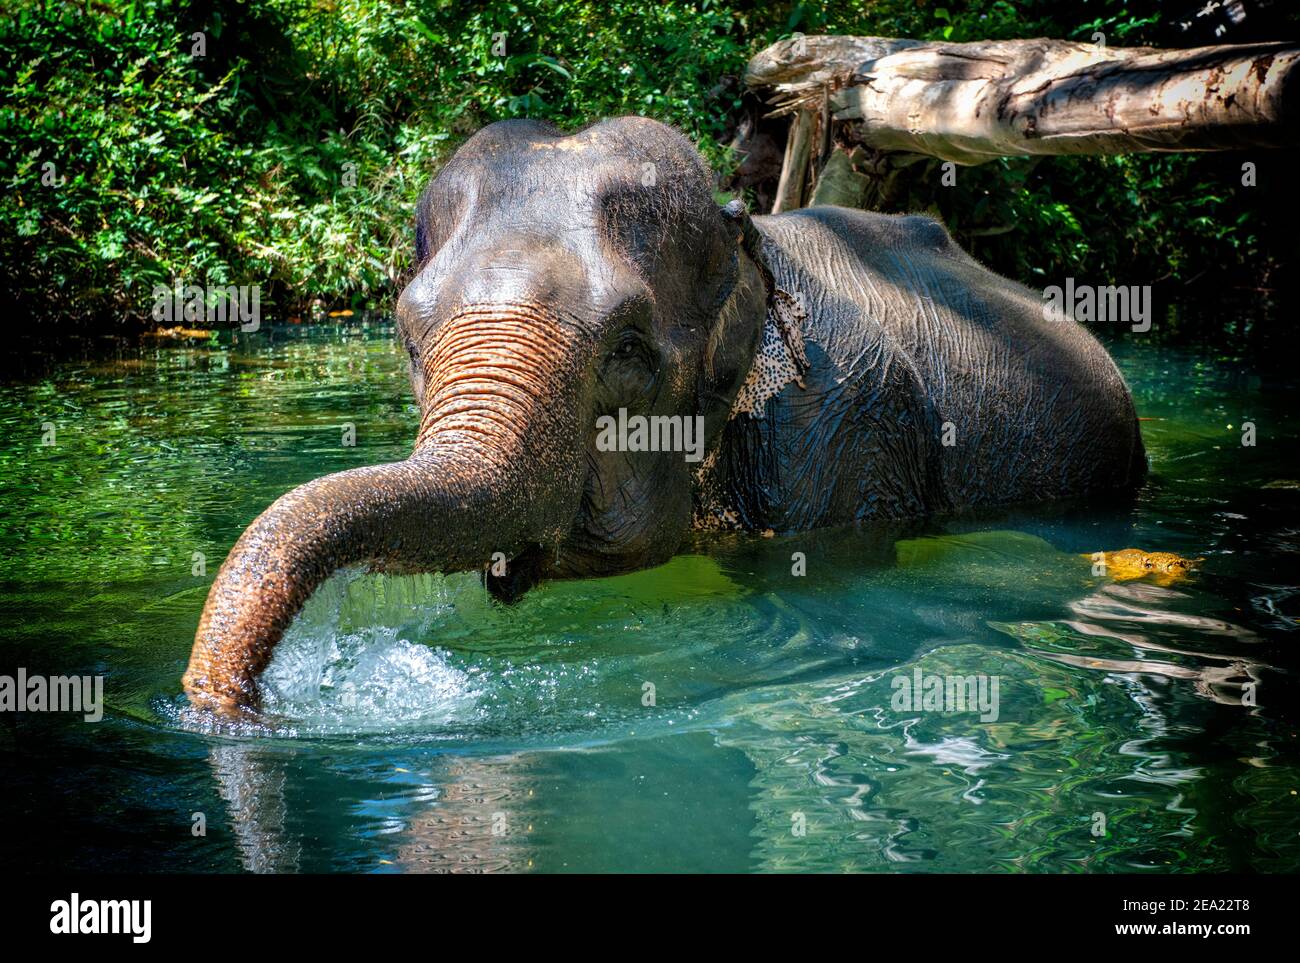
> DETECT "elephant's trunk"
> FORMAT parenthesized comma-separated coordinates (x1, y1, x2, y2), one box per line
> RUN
(184, 305, 586, 711)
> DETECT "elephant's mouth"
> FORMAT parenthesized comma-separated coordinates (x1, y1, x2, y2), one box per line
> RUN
(484, 542, 549, 603)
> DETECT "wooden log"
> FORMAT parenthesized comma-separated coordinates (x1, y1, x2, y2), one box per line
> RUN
(748, 35, 1300, 165)
(746, 35, 922, 91)
(772, 109, 814, 213)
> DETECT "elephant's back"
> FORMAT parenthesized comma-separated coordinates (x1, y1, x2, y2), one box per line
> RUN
(753, 206, 1144, 508)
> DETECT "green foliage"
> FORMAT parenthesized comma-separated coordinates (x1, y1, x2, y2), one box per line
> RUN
(0, 0, 1295, 331)
(0, 0, 758, 325)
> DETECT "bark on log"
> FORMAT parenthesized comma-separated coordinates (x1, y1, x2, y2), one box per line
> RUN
(747, 35, 1299, 165)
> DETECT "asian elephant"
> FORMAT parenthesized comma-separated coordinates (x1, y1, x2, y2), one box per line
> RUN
(183, 116, 1145, 711)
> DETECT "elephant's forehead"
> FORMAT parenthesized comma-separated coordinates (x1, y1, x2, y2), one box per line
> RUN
(453, 128, 667, 204)
(458, 161, 656, 248)
(475, 117, 659, 157)
(473, 150, 650, 202)
(431, 120, 708, 273)
(522, 135, 595, 152)
(441, 116, 708, 229)
(520, 125, 658, 163)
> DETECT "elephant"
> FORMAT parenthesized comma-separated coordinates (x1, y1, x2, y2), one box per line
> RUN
(183, 116, 1145, 712)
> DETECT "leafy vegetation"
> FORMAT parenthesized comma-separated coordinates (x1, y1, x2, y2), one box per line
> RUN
(1, 0, 1295, 335)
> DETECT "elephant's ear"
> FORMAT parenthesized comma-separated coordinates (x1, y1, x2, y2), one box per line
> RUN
(697, 200, 767, 438)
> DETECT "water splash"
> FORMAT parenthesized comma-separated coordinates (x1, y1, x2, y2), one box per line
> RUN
(261, 569, 484, 733)
(260, 628, 481, 732)
(159, 568, 484, 738)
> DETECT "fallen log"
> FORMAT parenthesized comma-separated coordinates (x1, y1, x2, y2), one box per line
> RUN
(747, 34, 1299, 166)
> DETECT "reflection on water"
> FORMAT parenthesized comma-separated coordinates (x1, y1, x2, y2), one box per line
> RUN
(209, 744, 302, 874)
(1016, 580, 1269, 706)
(1, 325, 1297, 873)
(209, 741, 536, 873)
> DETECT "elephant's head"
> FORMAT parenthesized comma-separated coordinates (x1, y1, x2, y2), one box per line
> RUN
(183, 116, 770, 711)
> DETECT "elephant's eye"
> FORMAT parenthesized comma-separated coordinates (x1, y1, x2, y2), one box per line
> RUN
(601, 333, 658, 397)
(606, 333, 652, 368)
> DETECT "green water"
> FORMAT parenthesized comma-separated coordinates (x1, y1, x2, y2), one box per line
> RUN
(2, 322, 1297, 873)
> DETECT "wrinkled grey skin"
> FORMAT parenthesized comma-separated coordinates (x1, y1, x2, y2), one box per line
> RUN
(710, 206, 1145, 531)
(184, 115, 1143, 711)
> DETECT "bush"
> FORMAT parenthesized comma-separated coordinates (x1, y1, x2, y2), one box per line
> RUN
(0, 0, 1295, 334)
(0, 0, 757, 326)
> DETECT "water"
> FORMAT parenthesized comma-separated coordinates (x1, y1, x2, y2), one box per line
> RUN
(2, 322, 1297, 873)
